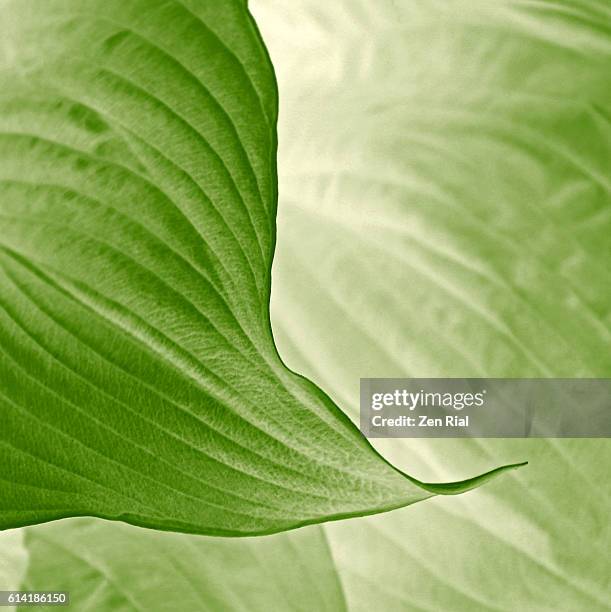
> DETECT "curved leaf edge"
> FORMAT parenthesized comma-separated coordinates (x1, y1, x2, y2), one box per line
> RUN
(248, 0, 529, 533)
(1, 460, 528, 538)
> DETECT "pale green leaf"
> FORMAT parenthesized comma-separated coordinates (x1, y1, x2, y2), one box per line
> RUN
(252, 0, 611, 608)
(0, 528, 28, 612)
(324, 439, 610, 611)
(17, 519, 345, 612)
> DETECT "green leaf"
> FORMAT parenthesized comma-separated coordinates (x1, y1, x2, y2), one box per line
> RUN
(253, 0, 611, 608)
(0, 0, 514, 536)
(0, 528, 27, 607)
(17, 519, 346, 612)
(324, 440, 611, 611)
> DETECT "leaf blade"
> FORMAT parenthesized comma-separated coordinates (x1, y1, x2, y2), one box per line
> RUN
(18, 519, 347, 612)
(0, 0, 509, 536)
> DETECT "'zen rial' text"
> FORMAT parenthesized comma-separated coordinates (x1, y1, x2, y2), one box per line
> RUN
(371, 415, 469, 427)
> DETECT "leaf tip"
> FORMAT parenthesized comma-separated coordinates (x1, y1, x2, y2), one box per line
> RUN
(409, 459, 528, 496)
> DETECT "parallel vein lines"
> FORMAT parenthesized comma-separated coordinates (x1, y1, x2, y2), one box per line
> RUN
(0, 248, 375, 495)
(72, 10, 271, 217)
(0, 208, 271, 377)
(55, 61, 269, 287)
(0, 367, 297, 522)
(0, 129, 246, 305)
(0, 277, 354, 508)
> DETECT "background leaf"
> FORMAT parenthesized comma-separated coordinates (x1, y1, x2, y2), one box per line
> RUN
(251, 0, 611, 608)
(17, 519, 346, 612)
(0, 528, 27, 612)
